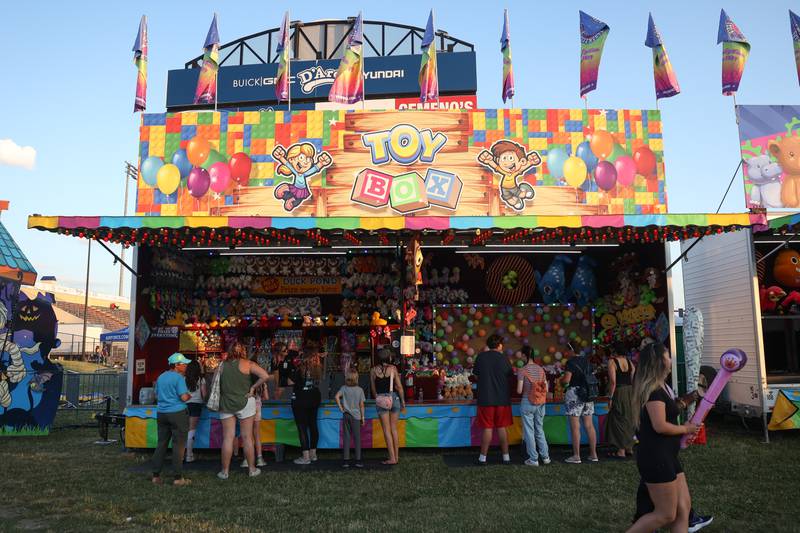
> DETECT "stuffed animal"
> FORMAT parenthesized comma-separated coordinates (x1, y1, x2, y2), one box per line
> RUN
(773, 249, 800, 288)
(760, 285, 786, 313)
(534, 255, 573, 304)
(568, 256, 598, 306)
(782, 290, 800, 313)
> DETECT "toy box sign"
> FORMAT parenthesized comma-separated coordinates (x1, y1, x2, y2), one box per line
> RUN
(136, 109, 667, 217)
(738, 105, 800, 210)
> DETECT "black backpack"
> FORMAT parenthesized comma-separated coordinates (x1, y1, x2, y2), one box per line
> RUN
(576, 358, 599, 403)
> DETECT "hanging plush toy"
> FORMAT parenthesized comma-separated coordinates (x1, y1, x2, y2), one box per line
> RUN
(760, 285, 786, 313)
(568, 256, 598, 306)
(773, 249, 800, 288)
(534, 255, 573, 304)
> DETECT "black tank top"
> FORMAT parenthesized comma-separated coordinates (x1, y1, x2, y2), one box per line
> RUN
(614, 358, 633, 387)
(375, 365, 393, 394)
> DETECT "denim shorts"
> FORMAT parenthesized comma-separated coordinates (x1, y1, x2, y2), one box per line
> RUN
(376, 392, 401, 414)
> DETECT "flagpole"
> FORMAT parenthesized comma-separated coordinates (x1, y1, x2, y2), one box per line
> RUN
(214, 12, 219, 112)
(288, 12, 292, 114)
(361, 11, 366, 111)
(434, 9, 440, 104)
(732, 93, 739, 125)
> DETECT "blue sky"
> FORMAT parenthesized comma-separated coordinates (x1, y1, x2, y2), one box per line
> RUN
(0, 0, 796, 297)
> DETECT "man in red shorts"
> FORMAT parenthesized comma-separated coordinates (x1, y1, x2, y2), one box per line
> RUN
(473, 334, 513, 465)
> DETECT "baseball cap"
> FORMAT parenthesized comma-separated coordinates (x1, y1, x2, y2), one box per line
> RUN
(168, 353, 192, 365)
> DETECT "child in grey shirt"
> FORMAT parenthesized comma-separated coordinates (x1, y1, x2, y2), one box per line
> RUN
(335, 370, 366, 467)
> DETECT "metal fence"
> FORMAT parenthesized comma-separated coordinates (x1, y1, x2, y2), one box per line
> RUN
(55, 371, 127, 428)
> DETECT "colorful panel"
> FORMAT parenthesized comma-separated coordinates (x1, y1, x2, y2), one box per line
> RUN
(135, 109, 668, 218)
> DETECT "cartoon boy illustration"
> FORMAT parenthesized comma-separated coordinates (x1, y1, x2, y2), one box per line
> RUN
(272, 143, 333, 211)
(477, 140, 541, 211)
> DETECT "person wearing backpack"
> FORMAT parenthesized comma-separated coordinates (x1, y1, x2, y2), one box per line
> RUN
(516, 346, 550, 466)
(561, 352, 599, 464)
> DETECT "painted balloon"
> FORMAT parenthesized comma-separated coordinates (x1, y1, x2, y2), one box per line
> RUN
(171, 149, 192, 179)
(156, 163, 181, 195)
(201, 149, 226, 170)
(186, 137, 211, 166)
(634, 146, 657, 176)
(605, 144, 626, 163)
(140, 156, 164, 186)
(594, 161, 617, 191)
(187, 167, 210, 198)
(589, 130, 614, 159)
(614, 155, 637, 187)
(209, 162, 231, 193)
(576, 141, 599, 172)
(547, 146, 569, 179)
(563, 156, 588, 188)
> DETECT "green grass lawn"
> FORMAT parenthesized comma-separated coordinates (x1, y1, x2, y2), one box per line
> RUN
(1, 416, 798, 532)
(57, 360, 112, 373)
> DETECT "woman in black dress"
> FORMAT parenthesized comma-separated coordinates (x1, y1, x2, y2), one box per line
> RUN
(626, 342, 699, 533)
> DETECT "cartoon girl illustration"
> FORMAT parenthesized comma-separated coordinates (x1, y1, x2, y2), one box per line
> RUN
(477, 140, 541, 211)
(272, 143, 333, 211)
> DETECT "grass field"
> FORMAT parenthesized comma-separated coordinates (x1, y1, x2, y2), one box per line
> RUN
(57, 360, 113, 373)
(1, 415, 798, 532)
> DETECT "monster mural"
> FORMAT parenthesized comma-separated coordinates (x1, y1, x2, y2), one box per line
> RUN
(0, 283, 61, 434)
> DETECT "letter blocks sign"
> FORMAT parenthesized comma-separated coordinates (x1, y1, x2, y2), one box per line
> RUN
(352, 169, 393, 207)
(390, 172, 429, 213)
(424, 168, 462, 210)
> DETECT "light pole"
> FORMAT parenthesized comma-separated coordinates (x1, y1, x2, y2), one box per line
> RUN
(81, 239, 91, 360)
(120, 162, 138, 297)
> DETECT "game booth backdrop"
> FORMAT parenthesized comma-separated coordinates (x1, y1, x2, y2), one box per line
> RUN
(27, 17, 769, 449)
(0, 203, 62, 436)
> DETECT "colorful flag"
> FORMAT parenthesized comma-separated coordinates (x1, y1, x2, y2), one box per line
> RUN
(193, 14, 220, 105)
(717, 9, 749, 96)
(644, 13, 680, 100)
(275, 12, 291, 102)
(791, 10, 800, 86)
(579, 11, 610, 98)
(132, 15, 148, 112)
(328, 13, 364, 104)
(501, 9, 515, 103)
(419, 10, 439, 103)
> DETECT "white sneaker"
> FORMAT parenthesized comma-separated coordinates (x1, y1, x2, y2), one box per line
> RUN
(248, 468, 262, 478)
(256, 456, 267, 467)
(541, 458, 551, 465)
(216, 471, 229, 480)
(240, 459, 249, 468)
(293, 456, 311, 465)
(310, 454, 318, 462)
(524, 459, 540, 467)
(185, 453, 195, 463)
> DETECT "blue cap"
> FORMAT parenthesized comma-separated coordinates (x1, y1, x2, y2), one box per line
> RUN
(168, 353, 192, 365)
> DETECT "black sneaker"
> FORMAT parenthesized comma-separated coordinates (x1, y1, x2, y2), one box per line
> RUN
(688, 514, 713, 532)
(502, 459, 512, 465)
(475, 459, 488, 466)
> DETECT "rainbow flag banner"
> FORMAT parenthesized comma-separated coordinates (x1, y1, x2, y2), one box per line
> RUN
(501, 9, 515, 103)
(123, 401, 609, 449)
(791, 10, 800, 87)
(644, 13, 680, 100)
(717, 9, 749, 96)
(419, 10, 439, 103)
(193, 14, 220, 105)
(328, 13, 364, 104)
(275, 12, 291, 102)
(132, 15, 148, 112)
(768, 389, 800, 431)
(579, 11, 610, 98)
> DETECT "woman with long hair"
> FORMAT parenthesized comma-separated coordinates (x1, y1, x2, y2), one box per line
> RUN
(626, 342, 699, 533)
(370, 348, 405, 465)
(241, 348, 269, 469)
(217, 342, 269, 480)
(184, 359, 206, 463)
(605, 342, 636, 459)
(289, 346, 323, 465)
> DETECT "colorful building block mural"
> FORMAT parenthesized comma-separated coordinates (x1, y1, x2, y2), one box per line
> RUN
(136, 109, 668, 217)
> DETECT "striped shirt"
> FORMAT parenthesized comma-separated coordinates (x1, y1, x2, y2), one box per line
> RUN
(518, 362, 547, 399)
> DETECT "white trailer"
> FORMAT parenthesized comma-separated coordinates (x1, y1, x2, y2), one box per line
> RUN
(680, 219, 800, 433)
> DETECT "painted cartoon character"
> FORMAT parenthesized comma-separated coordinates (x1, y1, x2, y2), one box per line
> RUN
(272, 143, 332, 211)
(745, 154, 783, 208)
(769, 135, 800, 208)
(534, 255, 573, 304)
(568, 256, 598, 306)
(477, 140, 541, 211)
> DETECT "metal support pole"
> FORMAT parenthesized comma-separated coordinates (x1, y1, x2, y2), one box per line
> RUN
(120, 162, 137, 297)
(81, 239, 92, 360)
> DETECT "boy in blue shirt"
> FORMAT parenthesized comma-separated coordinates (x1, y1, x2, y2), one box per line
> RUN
(151, 353, 192, 486)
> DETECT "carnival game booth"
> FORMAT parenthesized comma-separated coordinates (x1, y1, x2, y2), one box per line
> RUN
(28, 107, 765, 450)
